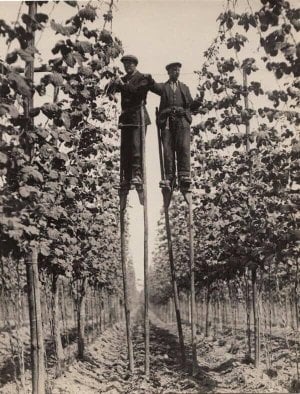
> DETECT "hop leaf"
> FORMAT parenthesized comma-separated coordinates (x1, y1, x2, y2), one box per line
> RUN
(49, 72, 64, 86)
(17, 48, 35, 62)
(35, 13, 48, 24)
(19, 186, 39, 198)
(50, 20, 78, 36)
(22, 166, 44, 183)
(78, 66, 93, 76)
(73, 40, 92, 54)
(100, 29, 113, 44)
(61, 112, 71, 129)
(6, 51, 18, 64)
(49, 170, 59, 180)
(83, 27, 98, 40)
(63, 52, 76, 67)
(41, 102, 61, 119)
(29, 107, 40, 117)
(0, 104, 19, 118)
(78, 4, 97, 22)
(7, 72, 32, 97)
(40, 244, 51, 256)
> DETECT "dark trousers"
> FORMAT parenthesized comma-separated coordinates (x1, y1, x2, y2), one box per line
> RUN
(120, 126, 142, 182)
(161, 116, 190, 180)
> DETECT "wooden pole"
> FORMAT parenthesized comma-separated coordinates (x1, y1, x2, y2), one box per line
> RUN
(32, 248, 45, 393)
(252, 268, 260, 367)
(23, 2, 46, 392)
(120, 196, 134, 372)
(141, 103, 150, 377)
(180, 172, 197, 372)
(25, 257, 38, 392)
(244, 68, 258, 365)
(164, 207, 186, 365)
(243, 69, 250, 154)
(187, 191, 197, 374)
(156, 108, 186, 365)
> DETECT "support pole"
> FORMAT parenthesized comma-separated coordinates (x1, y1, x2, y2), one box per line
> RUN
(156, 109, 186, 366)
(141, 103, 150, 377)
(164, 207, 186, 366)
(186, 191, 197, 375)
(243, 69, 250, 154)
(23, 2, 46, 393)
(120, 190, 134, 372)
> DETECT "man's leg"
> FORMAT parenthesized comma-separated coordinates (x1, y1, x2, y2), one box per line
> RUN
(131, 125, 142, 183)
(121, 127, 132, 185)
(161, 126, 175, 182)
(176, 118, 191, 183)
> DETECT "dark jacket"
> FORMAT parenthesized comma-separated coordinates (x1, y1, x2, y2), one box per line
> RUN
(108, 70, 154, 127)
(151, 81, 201, 127)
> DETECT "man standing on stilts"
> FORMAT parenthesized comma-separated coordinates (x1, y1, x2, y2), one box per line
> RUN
(152, 62, 203, 373)
(107, 55, 154, 191)
(106, 55, 154, 373)
(151, 62, 203, 192)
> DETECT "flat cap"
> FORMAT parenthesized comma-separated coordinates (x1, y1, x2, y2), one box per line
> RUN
(166, 62, 182, 71)
(121, 55, 138, 65)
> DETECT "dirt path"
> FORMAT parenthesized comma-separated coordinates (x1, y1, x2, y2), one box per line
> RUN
(2, 309, 291, 393)
(51, 321, 130, 393)
(51, 310, 205, 393)
(50, 309, 293, 393)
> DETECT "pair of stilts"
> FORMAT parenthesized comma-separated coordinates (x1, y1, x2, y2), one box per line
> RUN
(119, 105, 197, 377)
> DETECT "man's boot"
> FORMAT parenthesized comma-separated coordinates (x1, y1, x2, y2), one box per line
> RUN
(131, 168, 143, 188)
(179, 176, 192, 189)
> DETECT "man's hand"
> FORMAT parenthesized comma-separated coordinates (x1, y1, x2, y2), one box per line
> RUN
(114, 76, 124, 86)
(143, 73, 155, 86)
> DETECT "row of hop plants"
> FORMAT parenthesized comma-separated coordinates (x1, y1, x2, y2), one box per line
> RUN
(0, 1, 137, 390)
(149, 0, 299, 386)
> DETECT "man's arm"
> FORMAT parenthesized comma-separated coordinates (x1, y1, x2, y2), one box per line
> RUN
(149, 82, 164, 96)
(117, 74, 155, 95)
(185, 85, 204, 113)
(190, 96, 203, 112)
(106, 78, 120, 95)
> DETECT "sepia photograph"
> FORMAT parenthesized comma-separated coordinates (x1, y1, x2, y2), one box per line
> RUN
(0, 0, 299, 392)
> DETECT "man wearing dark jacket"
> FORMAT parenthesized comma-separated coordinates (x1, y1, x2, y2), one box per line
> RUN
(108, 55, 154, 188)
(151, 62, 202, 189)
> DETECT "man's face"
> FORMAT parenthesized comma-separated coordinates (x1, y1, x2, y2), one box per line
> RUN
(168, 66, 181, 81)
(123, 60, 137, 74)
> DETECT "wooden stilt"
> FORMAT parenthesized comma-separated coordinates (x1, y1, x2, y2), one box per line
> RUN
(184, 190, 197, 375)
(156, 108, 186, 366)
(141, 103, 150, 378)
(119, 188, 134, 373)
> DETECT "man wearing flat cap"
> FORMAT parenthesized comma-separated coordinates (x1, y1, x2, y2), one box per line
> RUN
(107, 54, 154, 188)
(151, 62, 203, 190)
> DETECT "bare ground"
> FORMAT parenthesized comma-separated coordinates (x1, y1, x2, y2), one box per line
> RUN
(1, 309, 299, 393)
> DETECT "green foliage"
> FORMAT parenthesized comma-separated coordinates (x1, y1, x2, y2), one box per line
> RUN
(150, 0, 299, 305)
(0, 1, 125, 296)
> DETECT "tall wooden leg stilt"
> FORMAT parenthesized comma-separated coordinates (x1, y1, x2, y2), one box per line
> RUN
(120, 187, 134, 372)
(140, 104, 150, 378)
(162, 190, 186, 366)
(182, 188, 197, 375)
(156, 108, 186, 366)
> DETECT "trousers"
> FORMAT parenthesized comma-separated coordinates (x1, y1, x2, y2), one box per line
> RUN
(161, 116, 190, 180)
(121, 125, 148, 182)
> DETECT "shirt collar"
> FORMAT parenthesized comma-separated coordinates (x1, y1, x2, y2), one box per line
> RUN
(125, 69, 138, 80)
